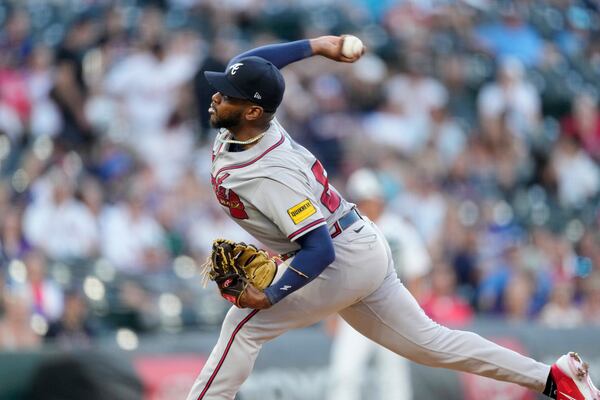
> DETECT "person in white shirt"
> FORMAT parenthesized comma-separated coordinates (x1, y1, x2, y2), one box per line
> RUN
(100, 183, 167, 272)
(477, 57, 541, 140)
(23, 169, 99, 261)
(327, 168, 432, 400)
(103, 37, 198, 140)
(13, 250, 64, 322)
(551, 135, 600, 208)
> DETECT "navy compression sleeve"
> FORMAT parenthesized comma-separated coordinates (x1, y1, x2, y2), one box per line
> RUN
(263, 225, 335, 305)
(228, 40, 313, 70)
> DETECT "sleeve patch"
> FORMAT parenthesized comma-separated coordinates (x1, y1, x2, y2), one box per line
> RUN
(287, 199, 317, 224)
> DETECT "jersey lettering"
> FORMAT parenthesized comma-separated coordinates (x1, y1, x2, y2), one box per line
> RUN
(211, 174, 249, 219)
(311, 160, 341, 213)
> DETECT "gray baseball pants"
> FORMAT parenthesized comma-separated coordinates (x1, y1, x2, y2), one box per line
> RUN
(186, 220, 550, 400)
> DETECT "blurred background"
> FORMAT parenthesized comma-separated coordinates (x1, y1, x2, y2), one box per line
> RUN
(0, 0, 599, 399)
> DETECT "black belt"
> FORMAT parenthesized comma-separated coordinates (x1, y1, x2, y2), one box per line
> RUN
(330, 208, 362, 238)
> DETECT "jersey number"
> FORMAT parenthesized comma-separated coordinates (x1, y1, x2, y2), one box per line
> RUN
(311, 160, 341, 213)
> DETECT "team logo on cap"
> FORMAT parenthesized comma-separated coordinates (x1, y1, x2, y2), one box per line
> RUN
(229, 63, 243, 75)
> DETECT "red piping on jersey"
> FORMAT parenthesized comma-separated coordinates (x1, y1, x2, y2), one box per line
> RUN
(212, 140, 225, 161)
(288, 218, 326, 240)
(197, 309, 260, 399)
(330, 221, 342, 238)
(214, 132, 285, 177)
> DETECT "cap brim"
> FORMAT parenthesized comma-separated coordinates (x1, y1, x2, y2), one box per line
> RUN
(204, 71, 246, 99)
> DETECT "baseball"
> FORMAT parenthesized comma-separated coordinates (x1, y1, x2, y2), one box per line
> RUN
(341, 35, 363, 58)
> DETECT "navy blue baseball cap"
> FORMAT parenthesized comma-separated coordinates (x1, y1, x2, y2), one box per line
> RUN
(204, 56, 285, 112)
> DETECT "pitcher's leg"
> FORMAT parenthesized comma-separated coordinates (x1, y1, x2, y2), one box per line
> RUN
(186, 254, 382, 400)
(186, 308, 263, 400)
(340, 271, 550, 392)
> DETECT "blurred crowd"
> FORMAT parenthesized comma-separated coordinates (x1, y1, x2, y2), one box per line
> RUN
(0, 0, 600, 351)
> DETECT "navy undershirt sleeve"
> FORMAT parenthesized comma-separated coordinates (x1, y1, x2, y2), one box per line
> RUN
(263, 225, 335, 305)
(228, 40, 313, 70)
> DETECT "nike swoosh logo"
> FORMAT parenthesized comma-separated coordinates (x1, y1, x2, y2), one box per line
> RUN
(353, 225, 364, 233)
(559, 392, 578, 400)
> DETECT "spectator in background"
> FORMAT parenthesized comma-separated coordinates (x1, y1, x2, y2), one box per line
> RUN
(0, 292, 41, 351)
(136, 97, 196, 190)
(99, 6, 131, 68)
(50, 15, 98, 150)
(79, 175, 105, 219)
(345, 53, 388, 113)
(393, 168, 447, 253)
(100, 182, 167, 272)
(475, 4, 543, 67)
(117, 279, 158, 332)
(27, 45, 62, 138)
(362, 86, 429, 156)
(445, 216, 480, 305)
(539, 280, 583, 328)
(23, 169, 99, 261)
(0, 10, 31, 142)
(485, 113, 529, 194)
(561, 92, 600, 160)
(0, 8, 33, 67)
(550, 134, 600, 209)
(477, 57, 541, 141)
(45, 289, 96, 348)
(570, 30, 600, 90)
(305, 75, 356, 176)
(0, 207, 31, 263)
(438, 54, 477, 126)
(421, 263, 474, 327)
(535, 42, 573, 117)
(478, 243, 551, 318)
(13, 250, 64, 323)
(577, 232, 600, 275)
(423, 86, 467, 170)
(137, 6, 165, 48)
(555, 5, 593, 58)
(503, 271, 536, 322)
(103, 31, 198, 143)
(386, 56, 447, 120)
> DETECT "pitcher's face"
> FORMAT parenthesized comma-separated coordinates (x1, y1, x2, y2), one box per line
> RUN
(209, 92, 246, 129)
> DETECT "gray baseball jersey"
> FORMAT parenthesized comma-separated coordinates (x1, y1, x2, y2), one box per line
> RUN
(188, 119, 551, 400)
(210, 117, 354, 254)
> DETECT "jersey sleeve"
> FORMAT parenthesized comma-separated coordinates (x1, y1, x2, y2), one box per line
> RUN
(252, 176, 326, 242)
(228, 40, 313, 70)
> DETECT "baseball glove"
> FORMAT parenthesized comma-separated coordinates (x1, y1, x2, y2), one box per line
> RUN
(202, 239, 278, 307)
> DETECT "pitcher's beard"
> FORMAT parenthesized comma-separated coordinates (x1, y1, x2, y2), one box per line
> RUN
(211, 110, 243, 129)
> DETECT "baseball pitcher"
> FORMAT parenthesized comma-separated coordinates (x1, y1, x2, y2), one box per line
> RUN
(186, 35, 599, 400)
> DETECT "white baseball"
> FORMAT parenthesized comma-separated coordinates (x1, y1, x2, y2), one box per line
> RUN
(341, 35, 363, 58)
